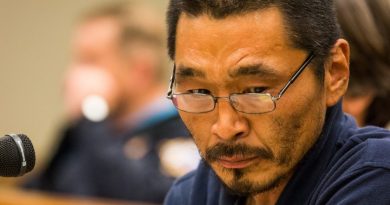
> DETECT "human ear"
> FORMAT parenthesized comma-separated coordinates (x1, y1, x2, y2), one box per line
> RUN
(324, 39, 350, 107)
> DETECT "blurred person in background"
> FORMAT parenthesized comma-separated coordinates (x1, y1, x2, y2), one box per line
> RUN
(337, 0, 390, 128)
(24, 1, 199, 203)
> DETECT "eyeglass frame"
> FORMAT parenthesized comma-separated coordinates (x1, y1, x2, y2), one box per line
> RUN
(166, 52, 315, 114)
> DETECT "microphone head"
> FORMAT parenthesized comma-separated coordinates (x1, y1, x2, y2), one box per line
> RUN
(0, 134, 36, 177)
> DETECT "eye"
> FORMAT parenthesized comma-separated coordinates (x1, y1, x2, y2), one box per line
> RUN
(244, 87, 267, 93)
(188, 89, 211, 94)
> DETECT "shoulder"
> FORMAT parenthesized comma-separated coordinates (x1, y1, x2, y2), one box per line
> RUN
(146, 113, 190, 139)
(128, 111, 190, 142)
(164, 171, 196, 205)
(317, 126, 390, 204)
(331, 125, 390, 174)
(348, 126, 390, 169)
(164, 161, 221, 205)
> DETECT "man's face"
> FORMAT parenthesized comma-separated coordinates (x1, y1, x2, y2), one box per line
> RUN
(174, 8, 327, 195)
(66, 18, 135, 119)
(73, 17, 124, 71)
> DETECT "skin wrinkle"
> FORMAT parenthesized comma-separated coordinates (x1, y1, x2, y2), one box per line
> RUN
(175, 65, 281, 94)
(174, 58, 289, 99)
(177, 13, 288, 77)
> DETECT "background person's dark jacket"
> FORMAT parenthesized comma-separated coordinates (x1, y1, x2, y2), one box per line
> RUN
(25, 110, 191, 204)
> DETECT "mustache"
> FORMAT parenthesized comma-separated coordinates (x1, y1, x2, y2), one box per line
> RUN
(205, 143, 274, 162)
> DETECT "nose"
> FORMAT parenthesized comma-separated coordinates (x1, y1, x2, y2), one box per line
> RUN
(211, 98, 249, 141)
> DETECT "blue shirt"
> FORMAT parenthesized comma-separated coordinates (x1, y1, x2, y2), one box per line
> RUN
(164, 102, 390, 205)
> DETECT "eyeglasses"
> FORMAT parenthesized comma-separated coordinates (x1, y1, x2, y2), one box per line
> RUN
(166, 52, 315, 114)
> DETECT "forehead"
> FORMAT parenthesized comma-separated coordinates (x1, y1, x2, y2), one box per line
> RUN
(175, 7, 300, 78)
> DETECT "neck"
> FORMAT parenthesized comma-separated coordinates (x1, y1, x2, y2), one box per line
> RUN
(112, 84, 165, 130)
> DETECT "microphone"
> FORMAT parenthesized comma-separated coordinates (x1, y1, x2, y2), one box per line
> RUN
(0, 134, 35, 177)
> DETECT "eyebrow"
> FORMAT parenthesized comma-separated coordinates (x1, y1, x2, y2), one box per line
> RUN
(175, 63, 280, 80)
(175, 66, 206, 79)
(229, 64, 279, 79)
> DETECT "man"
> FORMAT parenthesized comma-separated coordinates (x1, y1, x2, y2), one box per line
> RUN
(164, 0, 390, 204)
(24, 2, 198, 203)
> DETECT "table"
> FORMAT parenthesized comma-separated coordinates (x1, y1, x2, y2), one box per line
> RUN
(0, 187, 158, 205)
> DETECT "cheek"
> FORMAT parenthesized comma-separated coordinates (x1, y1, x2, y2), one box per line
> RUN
(272, 94, 325, 164)
(250, 89, 326, 165)
(247, 113, 303, 166)
(179, 112, 213, 155)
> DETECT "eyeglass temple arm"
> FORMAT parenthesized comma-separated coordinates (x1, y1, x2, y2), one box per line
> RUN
(166, 64, 177, 99)
(275, 52, 315, 99)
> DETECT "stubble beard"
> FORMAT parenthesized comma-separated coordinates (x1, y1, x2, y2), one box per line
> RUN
(222, 167, 290, 196)
(201, 113, 310, 196)
(203, 139, 295, 196)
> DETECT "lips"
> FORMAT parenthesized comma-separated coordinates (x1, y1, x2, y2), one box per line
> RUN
(217, 156, 259, 169)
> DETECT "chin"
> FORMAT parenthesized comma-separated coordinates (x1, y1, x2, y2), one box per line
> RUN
(212, 162, 289, 196)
